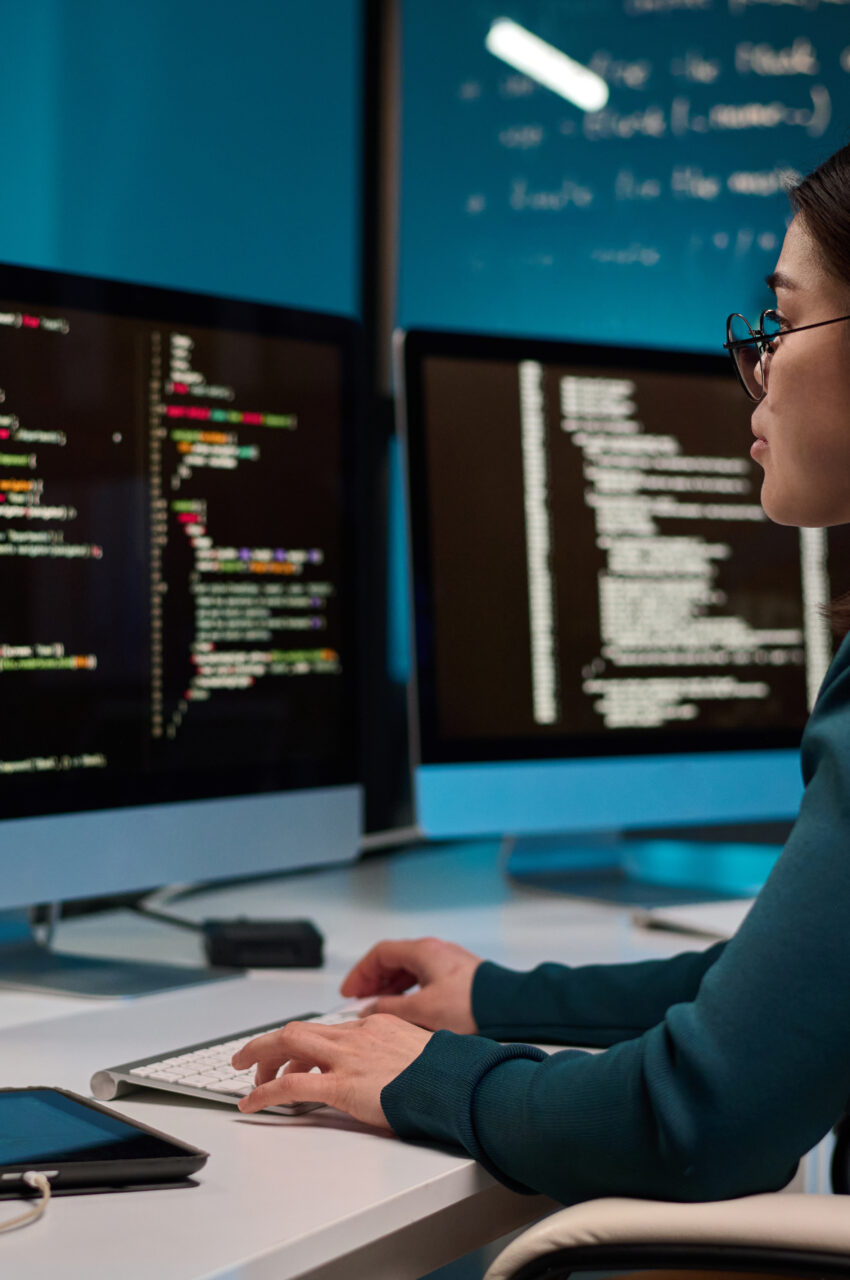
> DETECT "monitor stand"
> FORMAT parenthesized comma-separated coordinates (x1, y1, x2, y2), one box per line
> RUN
(504, 827, 788, 908)
(0, 909, 238, 998)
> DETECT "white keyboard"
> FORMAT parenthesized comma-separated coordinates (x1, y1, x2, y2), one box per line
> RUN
(90, 1002, 372, 1115)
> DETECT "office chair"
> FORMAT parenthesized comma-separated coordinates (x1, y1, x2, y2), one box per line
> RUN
(484, 1116, 850, 1280)
(483, 1192, 850, 1279)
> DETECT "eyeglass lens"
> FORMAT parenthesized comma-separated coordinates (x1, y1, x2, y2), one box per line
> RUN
(727, 313, 765, 401)
(761, 309, 782, 340)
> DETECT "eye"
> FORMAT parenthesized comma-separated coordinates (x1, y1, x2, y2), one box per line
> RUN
(762, 309, 788, 339)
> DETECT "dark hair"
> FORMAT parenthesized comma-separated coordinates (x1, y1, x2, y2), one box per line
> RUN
(788, 145, 850, 639)
(789, 144, 850, 290)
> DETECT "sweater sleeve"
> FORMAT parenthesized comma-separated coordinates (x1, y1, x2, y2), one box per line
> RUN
(382, 639, 850, 1205)
(473, 944, 726, 1046)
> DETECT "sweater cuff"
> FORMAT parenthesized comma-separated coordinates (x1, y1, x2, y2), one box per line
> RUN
(381, 1029, 547, 1192)
(472, 960, 532, 1036)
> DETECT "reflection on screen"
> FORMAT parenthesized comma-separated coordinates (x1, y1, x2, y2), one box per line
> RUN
(0, 1095, 124, 1164)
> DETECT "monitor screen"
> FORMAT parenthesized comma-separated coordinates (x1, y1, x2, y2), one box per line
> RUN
(399, 328, 846, 836)
(0, 263, 362, 907)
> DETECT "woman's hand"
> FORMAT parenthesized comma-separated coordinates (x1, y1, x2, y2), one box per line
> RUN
(232, 1014, 432, 1126)
(339, 936, 482, 1034)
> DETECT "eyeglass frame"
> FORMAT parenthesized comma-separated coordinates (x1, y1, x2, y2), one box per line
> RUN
(724, 308, 850, 402)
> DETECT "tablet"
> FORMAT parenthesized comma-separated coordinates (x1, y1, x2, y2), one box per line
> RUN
(0, 1087, 208, 1196)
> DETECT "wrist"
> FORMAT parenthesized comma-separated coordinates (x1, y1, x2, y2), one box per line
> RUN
(464, 961, 484, 1032)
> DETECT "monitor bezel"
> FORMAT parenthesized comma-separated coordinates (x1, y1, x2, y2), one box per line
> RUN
(397, 325, 808, 768)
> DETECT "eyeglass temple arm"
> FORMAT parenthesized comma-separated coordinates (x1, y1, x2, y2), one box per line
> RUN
(723, 334, 766, 352)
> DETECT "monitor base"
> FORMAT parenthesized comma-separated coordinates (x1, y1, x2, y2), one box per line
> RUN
(504, 831, 785, 908)
(0, 912, 239, 998)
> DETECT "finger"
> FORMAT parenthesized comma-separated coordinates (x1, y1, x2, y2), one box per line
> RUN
(254, 1061, 277, 1087)
(232, 1027, 288, 1070)
(257, 1054, 322, 1085)
(339, 939, 425, 998)
(255, 1057, 291, 1087)
(233, 1020, 344, 1071)
(238, 1071, 331, 1115)
(281, 1057, 316, 1076)
(340, 953, 415, 998)
(368, 992, 429, 1024)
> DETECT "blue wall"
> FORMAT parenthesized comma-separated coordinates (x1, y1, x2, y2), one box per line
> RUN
(0, 1, 361, 315)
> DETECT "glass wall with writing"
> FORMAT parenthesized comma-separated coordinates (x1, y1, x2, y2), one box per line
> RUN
(398, 0, 850, 349)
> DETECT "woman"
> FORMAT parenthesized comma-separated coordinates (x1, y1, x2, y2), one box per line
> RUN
(233, 142, 850, 1206)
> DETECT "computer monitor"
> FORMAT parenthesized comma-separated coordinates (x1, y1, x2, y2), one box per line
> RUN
(396, 327, 844, 900)
(0, 262, 363, 991)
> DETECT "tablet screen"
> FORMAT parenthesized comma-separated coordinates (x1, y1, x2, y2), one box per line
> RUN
(0, 1090, 193, 1166)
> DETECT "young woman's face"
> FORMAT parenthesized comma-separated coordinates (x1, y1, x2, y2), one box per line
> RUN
(751, 216, 850, 527)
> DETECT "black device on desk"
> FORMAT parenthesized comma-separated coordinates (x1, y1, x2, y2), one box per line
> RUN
(202, 918, 323, 968)
(133, 903, 325, 968)
(0, 1087, 207, 1196)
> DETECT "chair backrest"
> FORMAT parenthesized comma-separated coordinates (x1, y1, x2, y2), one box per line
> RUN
(499, 1253, 850, 1278)
(483, 1194, 850, 1280)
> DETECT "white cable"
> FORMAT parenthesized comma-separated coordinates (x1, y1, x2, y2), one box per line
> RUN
(0, 1172, 52, 1234)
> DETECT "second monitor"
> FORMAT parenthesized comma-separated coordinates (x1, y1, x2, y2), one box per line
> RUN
(397, 327, 840, 890)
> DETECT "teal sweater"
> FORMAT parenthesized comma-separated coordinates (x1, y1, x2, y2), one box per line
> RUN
(381, 636, 850, 1204)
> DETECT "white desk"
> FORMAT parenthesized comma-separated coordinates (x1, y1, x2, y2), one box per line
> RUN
(0, 842, 760, 1280)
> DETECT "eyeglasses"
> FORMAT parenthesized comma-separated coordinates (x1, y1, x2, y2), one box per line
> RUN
(724, 308, 850, 402)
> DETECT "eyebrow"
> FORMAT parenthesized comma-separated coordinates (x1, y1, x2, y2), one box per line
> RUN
(765, 270, 798, 294)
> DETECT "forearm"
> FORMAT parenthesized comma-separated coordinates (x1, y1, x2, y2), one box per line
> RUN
(384, 911, 829, 1206)
(383, 1023, 797, 1204)
(383, 648, 850, 1204)
(472, 943, 726, 1046)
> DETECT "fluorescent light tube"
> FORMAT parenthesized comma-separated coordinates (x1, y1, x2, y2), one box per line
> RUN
(485, 18, 609, 112)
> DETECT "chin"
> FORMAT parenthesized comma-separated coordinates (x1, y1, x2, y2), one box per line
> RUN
(759, 490, 785, 525)
(760, 502, 796, 526)
(760, 485, 811, 528)
(761, 488, 842, 528)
